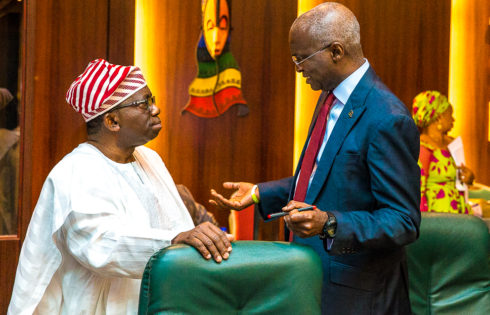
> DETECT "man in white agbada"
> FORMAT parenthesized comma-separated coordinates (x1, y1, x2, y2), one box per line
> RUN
(8, 59, 233, 315)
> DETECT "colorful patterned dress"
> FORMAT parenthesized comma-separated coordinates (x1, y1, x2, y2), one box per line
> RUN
(419, 141, 472, 214)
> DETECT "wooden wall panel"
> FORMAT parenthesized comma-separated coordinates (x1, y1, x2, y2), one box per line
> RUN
(339, 0, 451, 110)
(27, 0, 108, 217)
(0, 240, 19, 313)
(0, 0, 135, 312)
(449, 0, 490, 185)
(108, 0, 135, 65)
(138, 0, 298, 240)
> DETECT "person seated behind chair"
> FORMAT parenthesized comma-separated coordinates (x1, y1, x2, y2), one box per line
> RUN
(177, 184, 219, 227)
(8, 59, 232, 315)
(412, 90, 474, 214)
(0, 87, 19, 235)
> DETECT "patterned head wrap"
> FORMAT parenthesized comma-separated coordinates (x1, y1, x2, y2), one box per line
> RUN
(412, 90, 451, 128)
(66, 59, 147, 122)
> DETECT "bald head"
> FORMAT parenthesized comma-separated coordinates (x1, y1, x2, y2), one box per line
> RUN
(291, 2, 363, 60)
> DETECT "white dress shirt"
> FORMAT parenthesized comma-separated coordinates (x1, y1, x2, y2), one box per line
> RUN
(311, 59, 370, 185)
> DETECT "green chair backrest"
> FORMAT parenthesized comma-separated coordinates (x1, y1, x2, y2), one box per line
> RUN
(406, 212, 490, 314)
(469, 184, 490, 200)
(139, 241, 323, 315)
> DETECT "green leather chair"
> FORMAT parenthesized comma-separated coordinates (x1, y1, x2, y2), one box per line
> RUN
(406, 212, 490, 314)
(139, 241, 322, 315)
(469, 183, 490, 201)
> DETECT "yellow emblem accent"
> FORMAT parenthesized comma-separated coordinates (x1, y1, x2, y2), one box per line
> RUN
(188, 68, 242, 97)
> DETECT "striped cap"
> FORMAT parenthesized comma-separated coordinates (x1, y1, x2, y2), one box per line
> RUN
(66, 58, 147, 121)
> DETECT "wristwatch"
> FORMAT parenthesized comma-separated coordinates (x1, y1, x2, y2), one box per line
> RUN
(319, 212, 337, 239)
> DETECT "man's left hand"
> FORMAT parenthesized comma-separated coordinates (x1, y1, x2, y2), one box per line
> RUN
(171, 222, 234, 263)
(282, 201, 328, 238)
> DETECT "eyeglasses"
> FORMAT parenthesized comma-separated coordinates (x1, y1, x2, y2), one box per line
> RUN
(291, 43, 333, 66)
(114, 95, 156, 112)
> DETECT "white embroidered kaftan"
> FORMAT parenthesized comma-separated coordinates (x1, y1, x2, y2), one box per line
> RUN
(8, 143, 194, 314)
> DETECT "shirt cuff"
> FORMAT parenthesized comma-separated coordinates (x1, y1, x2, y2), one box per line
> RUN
(326, 238, 334, 250)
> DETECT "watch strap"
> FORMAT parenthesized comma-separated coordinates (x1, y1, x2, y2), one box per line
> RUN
(319, 211, 337, 239)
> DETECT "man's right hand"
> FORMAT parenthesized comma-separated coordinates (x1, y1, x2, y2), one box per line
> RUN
(172, 222, 233, 263)
(209, 182, 256, 210)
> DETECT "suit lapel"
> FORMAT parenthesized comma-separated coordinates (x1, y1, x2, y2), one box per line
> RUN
(305, 67, 377, 204)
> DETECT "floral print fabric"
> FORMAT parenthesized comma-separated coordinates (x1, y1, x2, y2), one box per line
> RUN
(412, 91, 451, 129)
(419, 141, 471, 214)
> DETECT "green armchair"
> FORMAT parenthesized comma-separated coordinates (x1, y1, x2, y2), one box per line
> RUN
(139, 241, 322, 314)
(406, 212, 490, 314)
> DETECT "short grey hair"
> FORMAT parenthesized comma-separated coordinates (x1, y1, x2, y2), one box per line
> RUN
(292, 2, 362, 58)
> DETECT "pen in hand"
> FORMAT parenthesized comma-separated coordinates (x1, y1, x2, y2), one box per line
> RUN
(267, 206, 316, 219)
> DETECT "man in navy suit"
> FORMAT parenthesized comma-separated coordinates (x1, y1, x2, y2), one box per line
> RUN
(211, 2, 420, 314)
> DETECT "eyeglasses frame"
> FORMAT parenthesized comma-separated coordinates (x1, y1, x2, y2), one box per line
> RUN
(292, 42, 334, 67)
(112, 95, 156, 112)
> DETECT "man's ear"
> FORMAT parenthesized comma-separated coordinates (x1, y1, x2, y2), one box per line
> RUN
(330, 42, 344, 63)
(103, 112, 120, 132)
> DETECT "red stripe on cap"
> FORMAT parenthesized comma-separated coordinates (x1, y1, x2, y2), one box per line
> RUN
(106, 66, 130, 98)
(74, 60, 102, 113)
(83, 61, 107, 113)
(87, 63, 112, 112)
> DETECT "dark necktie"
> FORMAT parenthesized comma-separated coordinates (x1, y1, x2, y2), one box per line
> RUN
(293, 92, 336, 202)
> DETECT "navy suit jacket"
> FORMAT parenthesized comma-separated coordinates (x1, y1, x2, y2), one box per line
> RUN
(258, 67, 421, 314)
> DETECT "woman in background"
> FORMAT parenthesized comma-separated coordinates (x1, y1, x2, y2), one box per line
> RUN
(412, 90, 474, 214)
